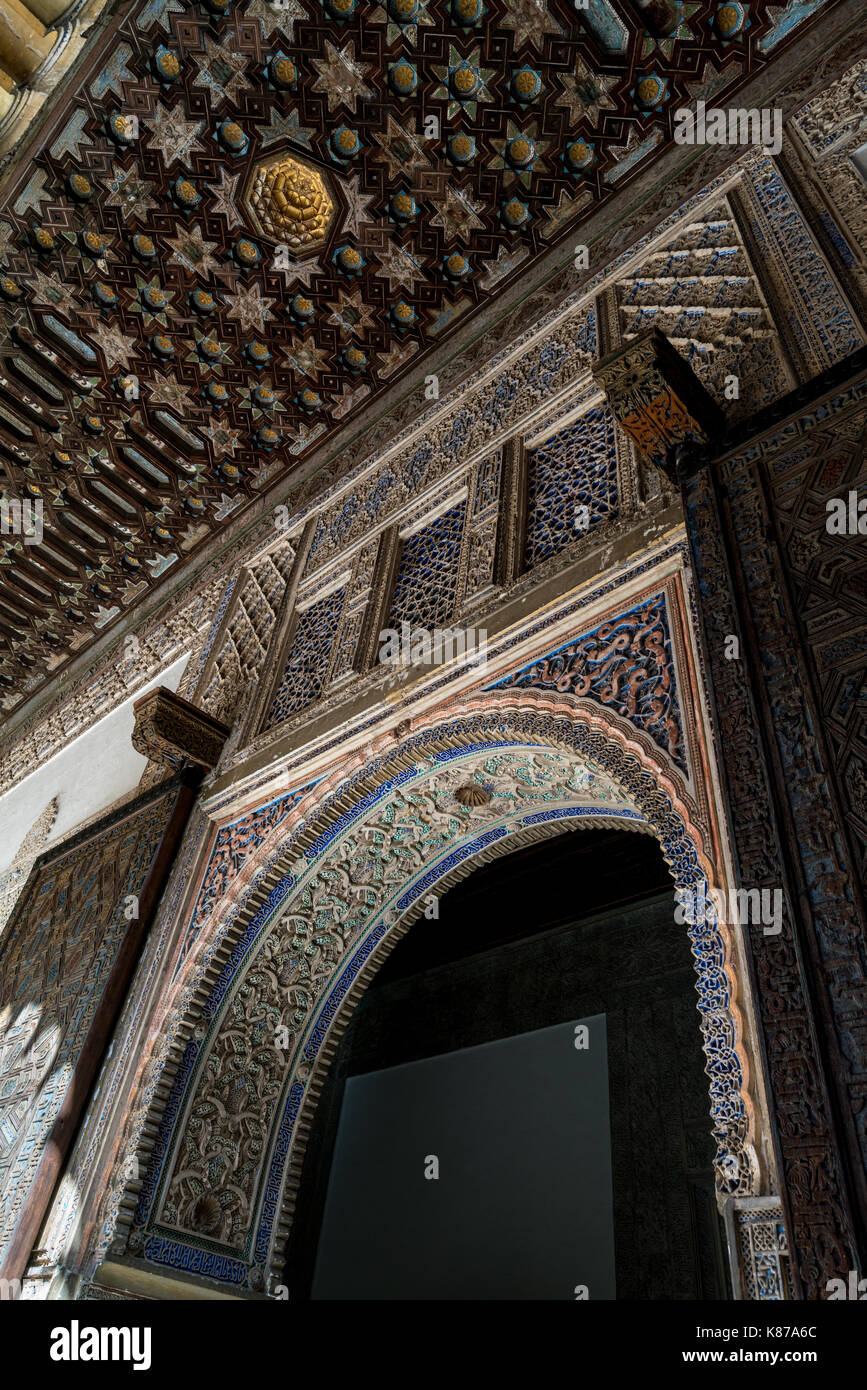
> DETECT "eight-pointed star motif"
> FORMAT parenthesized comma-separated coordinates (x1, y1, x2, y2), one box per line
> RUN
(103, 163, 158, 221)
(145, 102, 205, 169)
(222, 282, 276, 335)
(147, 373, 199, 414)
(340, 175, 377, 240)
(86, 322, 138, 371)
(370, 114, 430, 182)
(282, 340, 331, 379)
(429, 185, 485, 242)
(193, 33, 248, 105)
(26, 268, 81, 320)
(374, 239, 426, 293)
(327, 288, 377, 339)
(165, 223, 220, 277)
(204, 422, 243, 458)
(245, 0, 306, 41)
(274, 256, 322, 291)
(311, 39, 374, 114)
(554, 57, 618, 127)
(499, 0, 561, 50)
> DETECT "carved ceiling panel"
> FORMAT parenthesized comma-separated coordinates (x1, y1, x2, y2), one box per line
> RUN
(0, 0, 836, 711)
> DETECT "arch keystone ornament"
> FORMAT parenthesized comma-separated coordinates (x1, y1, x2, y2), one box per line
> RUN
(101, 694, 780, 1299)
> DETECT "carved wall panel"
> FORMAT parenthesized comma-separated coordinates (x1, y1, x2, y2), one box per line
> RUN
(614, 198, 793, 420)
(493, 590, 686, 774)
(0, 780, 180, 1271)
(683, 366, 867, 1297)
(735, 151, 864, 377)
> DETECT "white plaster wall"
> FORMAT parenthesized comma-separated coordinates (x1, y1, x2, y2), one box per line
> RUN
(0, 654, 189, 875)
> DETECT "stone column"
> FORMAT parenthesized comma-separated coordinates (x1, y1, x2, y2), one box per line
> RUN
(0, 0, 56, 85)
(20, 0, 77, 24)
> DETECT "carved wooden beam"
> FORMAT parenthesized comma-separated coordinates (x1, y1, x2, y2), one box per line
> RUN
(132, 687, 230, 770)
(593, 326, 725, 481)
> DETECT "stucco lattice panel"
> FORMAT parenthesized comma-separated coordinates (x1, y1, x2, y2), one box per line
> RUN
(329, 539, 379, 684)
(524, 406, 619, 567)
(460, 450, 503, 609)
(265, 585, 346, 728)
(615, 204, 790, 419)
(738, 153, 865, 373)
(0, 786, 176, 1267)
(388, 500, 467, 635)
(200, 544, 297, 726)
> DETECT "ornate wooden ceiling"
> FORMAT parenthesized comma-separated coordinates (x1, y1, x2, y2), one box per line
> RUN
(0, 0, 837, 712)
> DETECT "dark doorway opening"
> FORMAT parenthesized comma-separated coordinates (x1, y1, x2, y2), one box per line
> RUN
(283, 826, 730, 1299)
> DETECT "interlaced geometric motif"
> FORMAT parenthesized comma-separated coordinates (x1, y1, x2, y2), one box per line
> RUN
(492, 592, 685, 771)
(763, 396, 867, 874)
(387, 499, 467, 635)
(0, 784, 175, 1268)
(524, 405, 618, 566)
(265, 585, 346, 728)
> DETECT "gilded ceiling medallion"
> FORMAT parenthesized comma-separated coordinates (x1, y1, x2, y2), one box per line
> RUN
(243, 151, 336, 252)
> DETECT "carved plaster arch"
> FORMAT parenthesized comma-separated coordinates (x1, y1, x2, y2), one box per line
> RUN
(114, 692, 763, 1295)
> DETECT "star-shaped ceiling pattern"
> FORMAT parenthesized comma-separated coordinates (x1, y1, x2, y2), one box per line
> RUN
(0, 0, 824, 710)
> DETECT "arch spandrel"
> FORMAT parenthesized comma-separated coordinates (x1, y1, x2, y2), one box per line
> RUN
(111, 694, 763, 1295)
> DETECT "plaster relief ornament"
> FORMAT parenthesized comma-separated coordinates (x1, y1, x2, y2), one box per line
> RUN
(156, 748, 643, 1249)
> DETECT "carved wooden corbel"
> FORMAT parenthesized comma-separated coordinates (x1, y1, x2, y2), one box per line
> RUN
(132, 687, 230, 770)
(593, 326, 725, 481)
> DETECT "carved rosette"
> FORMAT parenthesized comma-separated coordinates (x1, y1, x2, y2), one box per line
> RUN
(593, 327, 725, 478)
(132, 687, 230, 770)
